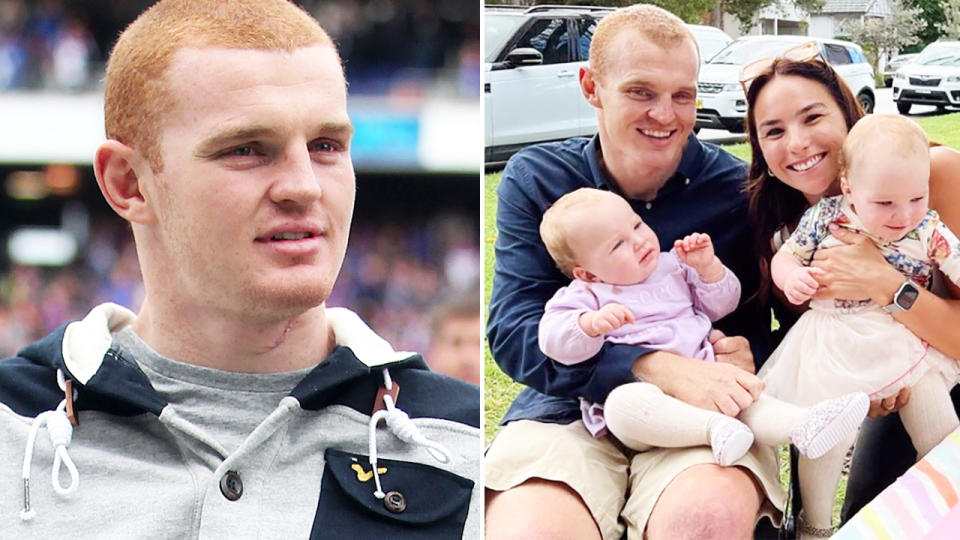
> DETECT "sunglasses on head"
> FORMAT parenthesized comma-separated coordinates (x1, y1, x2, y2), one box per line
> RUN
(738, 41, 822, 94)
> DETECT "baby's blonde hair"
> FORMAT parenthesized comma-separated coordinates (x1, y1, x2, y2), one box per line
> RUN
(842, 114, 929, 182)
(540, 188, 621, 277)
(104, 0, 338, 172)
(589, 4, 696, 79)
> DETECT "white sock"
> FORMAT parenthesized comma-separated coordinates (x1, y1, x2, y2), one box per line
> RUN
(900, 370, 960, 456)
(798, 431, 857, 536)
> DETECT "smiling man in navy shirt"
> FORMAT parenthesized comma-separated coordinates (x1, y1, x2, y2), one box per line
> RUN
(484, 5, 784, 540)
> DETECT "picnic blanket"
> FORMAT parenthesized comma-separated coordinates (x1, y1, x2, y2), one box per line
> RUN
(834, 427, 960, 539)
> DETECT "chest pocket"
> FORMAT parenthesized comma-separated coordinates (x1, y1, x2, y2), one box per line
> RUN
(310, 448, 474, 539)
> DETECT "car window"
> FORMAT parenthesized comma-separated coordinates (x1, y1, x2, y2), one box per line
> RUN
(915, 43, 960, 67)
(514, 17, 571, 65)
(709, 39, 802, 65)
(485, 14, 525, 62)
(575, 17, 598, 61)
(823, 43, 852, 65)
(846, 47, 866, 64)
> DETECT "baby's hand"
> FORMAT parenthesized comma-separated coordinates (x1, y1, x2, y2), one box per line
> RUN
(579, 303, 635, 337)
(784, 266, 825, 305)
(675, 233, 724, 282)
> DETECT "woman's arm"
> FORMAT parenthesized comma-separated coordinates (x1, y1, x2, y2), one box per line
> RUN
(811, 147, 960, 358)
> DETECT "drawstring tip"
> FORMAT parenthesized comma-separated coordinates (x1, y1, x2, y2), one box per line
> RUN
(20, 509, 35, 521)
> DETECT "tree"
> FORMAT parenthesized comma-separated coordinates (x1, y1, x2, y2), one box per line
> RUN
(844, 0, 927, 77)
(939, 0, 960, 39)
(903, 0, 946, 48)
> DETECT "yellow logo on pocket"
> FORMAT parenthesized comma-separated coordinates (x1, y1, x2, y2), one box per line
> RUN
(351, 463, 387, 482)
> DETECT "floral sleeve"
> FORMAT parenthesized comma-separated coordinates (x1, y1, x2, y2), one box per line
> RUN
(783, 196, 841, 265)
(927, 216, 960, 287)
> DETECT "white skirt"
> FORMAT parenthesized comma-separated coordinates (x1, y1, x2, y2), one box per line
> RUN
(760, 300, 960, 406)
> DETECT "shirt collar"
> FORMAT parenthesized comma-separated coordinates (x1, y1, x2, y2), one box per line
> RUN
(584, 133, 703, 200)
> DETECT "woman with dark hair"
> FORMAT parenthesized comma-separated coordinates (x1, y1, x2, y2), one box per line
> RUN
(741, 48, 960, 536)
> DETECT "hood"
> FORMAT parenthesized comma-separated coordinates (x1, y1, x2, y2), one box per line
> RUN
(698, 63, 743, 85)
(899, 63, 960, 79)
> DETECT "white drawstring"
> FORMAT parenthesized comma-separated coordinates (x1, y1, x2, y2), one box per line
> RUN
(21, 369, 80, 521)
(367, 368, 451, 499)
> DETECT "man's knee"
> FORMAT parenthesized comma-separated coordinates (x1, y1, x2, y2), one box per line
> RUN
(645, 464, 762, 540)
(485, 480, 601, 540)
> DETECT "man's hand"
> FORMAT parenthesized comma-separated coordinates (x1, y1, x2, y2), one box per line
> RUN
(868, 387, 911, 418)
(784, 266, 824, 305)
(635, 351, 764, 417)
(578, 303, 634, 337)
(674, 233, 725, 282)
(709, 329, 755, 374)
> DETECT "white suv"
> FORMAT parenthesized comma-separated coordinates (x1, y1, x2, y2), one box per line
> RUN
(696, 36, 876, 133)
(892, 41, 960, 114)
(484, 5, 732, 163)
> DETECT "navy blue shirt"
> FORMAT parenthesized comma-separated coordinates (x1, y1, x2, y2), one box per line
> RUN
(488, 135, 777, 425)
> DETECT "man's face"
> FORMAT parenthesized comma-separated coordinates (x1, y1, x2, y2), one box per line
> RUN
(428, 315, 482, 386)
(588, 31, 698, 187)
(140, 45, 355, 319)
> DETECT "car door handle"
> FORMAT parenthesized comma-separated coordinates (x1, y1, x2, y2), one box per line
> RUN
(556, 70, 576, 78)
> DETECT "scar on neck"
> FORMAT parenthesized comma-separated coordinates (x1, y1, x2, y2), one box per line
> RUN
(270, 316, 299, 349)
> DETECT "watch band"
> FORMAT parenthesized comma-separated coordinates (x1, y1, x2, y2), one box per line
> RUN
(882, 281, 919, 313)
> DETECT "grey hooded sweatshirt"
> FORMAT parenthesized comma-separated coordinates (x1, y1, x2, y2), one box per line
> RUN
(0, 303, 482, 538)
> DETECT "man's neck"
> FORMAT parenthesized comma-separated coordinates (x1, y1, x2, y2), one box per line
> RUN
(130, 298, 333, 373)
(597, 140, 680, 202)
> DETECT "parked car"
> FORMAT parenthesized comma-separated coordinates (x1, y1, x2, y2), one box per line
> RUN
(883, 53, 918, 87)
(483, 4, 732, 163)
(696, 36, 876, 133)
(892, 41, 960, 114)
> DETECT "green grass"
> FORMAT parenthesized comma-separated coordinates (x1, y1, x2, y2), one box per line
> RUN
(483, 112, 960, 522)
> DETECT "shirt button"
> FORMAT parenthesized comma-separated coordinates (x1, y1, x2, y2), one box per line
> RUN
(220, 470, 243, 501)
(384, 490, 406, 513)
(685, 178, 691, 185)
(645, 202, 653, 210)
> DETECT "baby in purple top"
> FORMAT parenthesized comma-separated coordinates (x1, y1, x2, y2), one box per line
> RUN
(538, 188, 869, 466)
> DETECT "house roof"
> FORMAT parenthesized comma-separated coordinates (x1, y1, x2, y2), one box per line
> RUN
(820, 0, 888, 15)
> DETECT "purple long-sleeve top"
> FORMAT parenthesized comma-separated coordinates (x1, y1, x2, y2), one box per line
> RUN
(538, 250, 741, 434)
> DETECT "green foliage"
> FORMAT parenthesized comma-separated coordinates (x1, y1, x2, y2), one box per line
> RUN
(646, 0, 718, 22)
(904, 0, 947, 48)
(939, 0, 960, 39)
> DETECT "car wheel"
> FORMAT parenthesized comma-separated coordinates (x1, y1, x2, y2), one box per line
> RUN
(897, 101, 912, 114)
(857, 92, 874, 113)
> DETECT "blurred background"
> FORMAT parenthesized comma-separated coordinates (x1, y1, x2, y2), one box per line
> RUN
(0, 0, 482, 384)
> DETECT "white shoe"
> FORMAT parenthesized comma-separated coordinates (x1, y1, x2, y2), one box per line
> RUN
(792, 392, 869, 459)
(709, 417, 755, 466)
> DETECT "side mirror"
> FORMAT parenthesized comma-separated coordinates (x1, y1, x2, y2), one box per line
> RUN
(491, 48, 543, 71)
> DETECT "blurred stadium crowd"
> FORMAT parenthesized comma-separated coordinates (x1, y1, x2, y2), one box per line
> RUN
(0, 0, 480, 96)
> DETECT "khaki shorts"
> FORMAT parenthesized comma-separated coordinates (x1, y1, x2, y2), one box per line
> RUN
(485, 419, 785, 539)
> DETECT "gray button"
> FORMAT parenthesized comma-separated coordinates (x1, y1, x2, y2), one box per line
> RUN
(384, 490, 406, 513)
(645, 202, 652, 210)
(220, 470, 243, 501)
(684, 178, 690, 185)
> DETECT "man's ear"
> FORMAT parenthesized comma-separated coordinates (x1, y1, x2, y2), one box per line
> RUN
(571, 266, 597, 282)
(580, 66, 602, 109)
(94, 140, 156, 224)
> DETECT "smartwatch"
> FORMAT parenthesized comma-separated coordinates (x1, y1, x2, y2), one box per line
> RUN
(882, 281, 920, 313)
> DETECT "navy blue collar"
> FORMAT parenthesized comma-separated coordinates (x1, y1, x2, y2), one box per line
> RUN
(583, 133, 703, 199)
